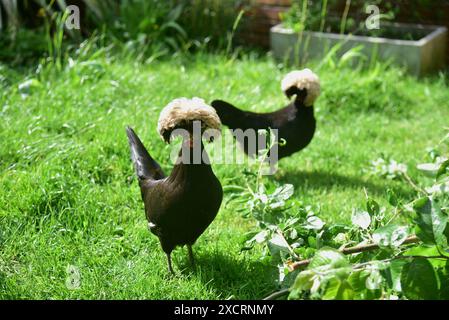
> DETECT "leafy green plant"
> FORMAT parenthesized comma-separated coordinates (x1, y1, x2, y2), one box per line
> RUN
(291, 136, 449, 300)
(228, 132, 449, 300)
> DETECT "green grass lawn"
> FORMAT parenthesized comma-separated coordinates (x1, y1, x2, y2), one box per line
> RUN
(1, 52, 448, 299)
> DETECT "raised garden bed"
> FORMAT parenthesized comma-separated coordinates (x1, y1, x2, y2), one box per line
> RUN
(271, 22, 448, 76)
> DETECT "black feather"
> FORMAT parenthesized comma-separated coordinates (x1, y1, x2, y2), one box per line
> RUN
(211, 96, 316, 161)
(126, 126, 165, 180)
(126, 126, 223, 274)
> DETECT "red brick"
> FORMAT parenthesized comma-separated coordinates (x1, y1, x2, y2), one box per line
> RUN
(256, 0, 291, 6)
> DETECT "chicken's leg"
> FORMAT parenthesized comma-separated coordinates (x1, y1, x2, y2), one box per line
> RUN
(187, 245, 195, 267)
(166, 253, 174, 275)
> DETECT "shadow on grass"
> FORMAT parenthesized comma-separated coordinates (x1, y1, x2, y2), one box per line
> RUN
(179, 250, 278, 299)
(276, 169, 412, 198)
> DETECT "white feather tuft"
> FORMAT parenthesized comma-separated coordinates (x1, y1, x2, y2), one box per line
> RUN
(281, 68, 320, 106)
(157, 97, 221, 141)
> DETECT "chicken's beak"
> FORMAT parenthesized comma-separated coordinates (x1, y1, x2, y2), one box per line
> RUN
(162, 130, 171, 144)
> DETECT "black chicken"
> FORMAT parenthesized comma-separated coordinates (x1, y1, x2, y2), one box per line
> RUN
(211, 68, 320, 161)
(126, 98, 223, 274)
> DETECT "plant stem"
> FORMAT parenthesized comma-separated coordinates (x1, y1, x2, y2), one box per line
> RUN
(277, 228, 299, 260)
(352, 255, 448, 271)
(319, 0, 328, 32)
(340, 0, 351, 34)
(402, 172, 429, 195)
(226, 9, 245, 57)
(288, 235, 420, 271)
(266, 251, 446, 300)
(263, 288, 290, 300)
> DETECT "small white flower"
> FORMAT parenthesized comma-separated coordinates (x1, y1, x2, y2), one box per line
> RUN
(388, 160, 407, 175)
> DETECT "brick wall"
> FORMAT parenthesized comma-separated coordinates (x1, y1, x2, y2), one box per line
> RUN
(239, 0, 291, 48)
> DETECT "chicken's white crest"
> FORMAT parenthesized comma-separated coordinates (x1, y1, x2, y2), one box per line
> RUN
(281, 69, 320, 106)
(158, 97, 222, 141)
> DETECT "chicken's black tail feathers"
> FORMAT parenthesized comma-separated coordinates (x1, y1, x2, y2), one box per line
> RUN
(211, 100, 244, 127)
(126, 127, 165, 181)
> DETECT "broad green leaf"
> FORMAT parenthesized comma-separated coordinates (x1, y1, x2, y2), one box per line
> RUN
(309, 247, 350, 276)
(305, 216, 325, 230)
(351, 210, 371, 230)
(365, 269, 383, 290)
(253, 230, 269, 243)
(403, 244, 440, 257)
(272, 184, 294, 201)
(347, 270, 368, 292)
(288, 228, 298, 240)
(417, 162, 440, 177)
(436, 261, 449, 299)
(322, 278, 354, 300)
(281, 268, 300, 288)
(267, 233, 290, 263)
(309, 248, 348, 268)
(401, 258, 439, 300)
(290, 270, 315, 298)
(413, 197, 448, 247)
(334, 232, 347, 244)
(268, 233, 290, 250)
(390, 226, 409, 247)
(372, 224, 409, 248)
(308, 236, 317, 248)
(268, 200, 286, 210)
(383, 259, 406, 292)
(348, 270, 381, 300)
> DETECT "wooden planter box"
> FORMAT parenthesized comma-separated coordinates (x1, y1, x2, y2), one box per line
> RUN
(270, 22, 448, 76)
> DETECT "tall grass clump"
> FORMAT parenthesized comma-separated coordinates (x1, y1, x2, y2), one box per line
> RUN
(0, 0, 250, 66)
(179, 0, 248, 50)
(83, 0, 189, 57)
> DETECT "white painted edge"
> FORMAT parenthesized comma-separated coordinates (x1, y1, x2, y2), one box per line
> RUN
(271, 22, 448, 48)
